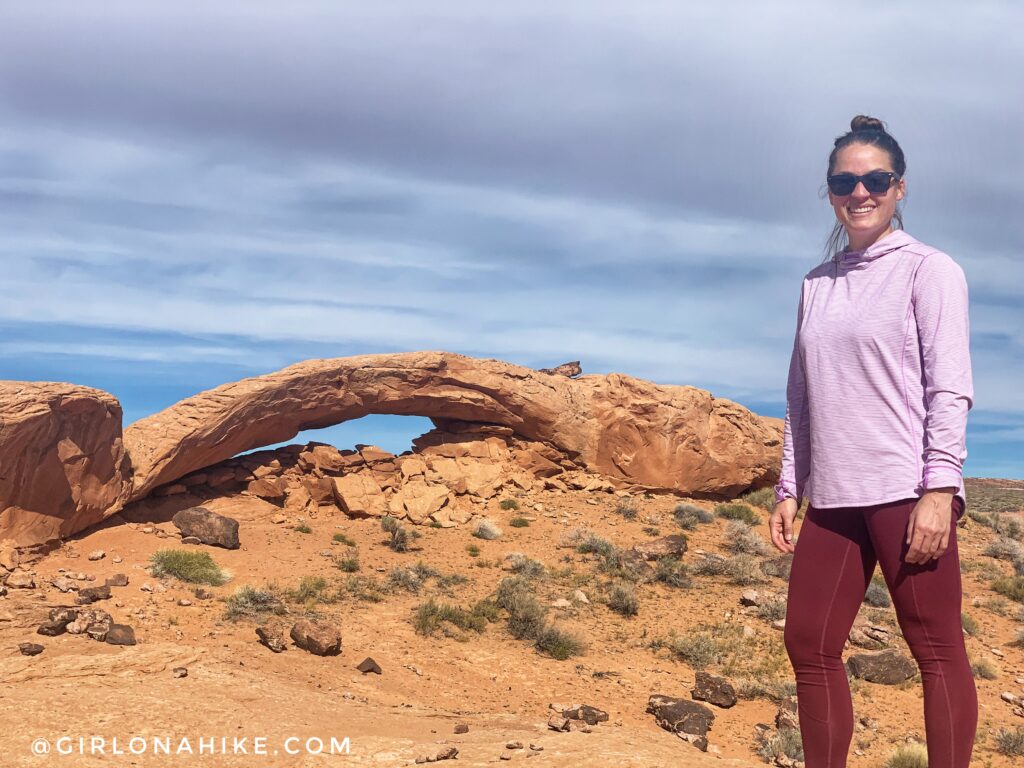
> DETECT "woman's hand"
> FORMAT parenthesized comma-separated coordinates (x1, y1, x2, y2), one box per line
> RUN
(769, 498, 798, 554)
(905, 489, 956, 563)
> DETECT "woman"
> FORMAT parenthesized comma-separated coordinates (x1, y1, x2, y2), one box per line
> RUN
(769, 115, 976, 768)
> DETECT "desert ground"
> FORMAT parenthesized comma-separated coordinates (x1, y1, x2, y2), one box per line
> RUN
(3, 462, 1023, 768)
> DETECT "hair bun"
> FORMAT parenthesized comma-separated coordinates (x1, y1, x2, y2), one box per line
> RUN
(850, 115, 886, 133)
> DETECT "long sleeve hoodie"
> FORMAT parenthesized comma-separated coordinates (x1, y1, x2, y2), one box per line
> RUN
(774, 229, 973, 509)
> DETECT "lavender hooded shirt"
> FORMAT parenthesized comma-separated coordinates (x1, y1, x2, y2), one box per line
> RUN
(774, 230, 973, 510)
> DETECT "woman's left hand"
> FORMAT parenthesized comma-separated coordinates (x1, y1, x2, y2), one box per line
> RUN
(905, 489, 956, 563)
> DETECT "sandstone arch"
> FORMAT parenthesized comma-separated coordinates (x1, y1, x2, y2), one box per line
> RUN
(123, 350, 782, 502)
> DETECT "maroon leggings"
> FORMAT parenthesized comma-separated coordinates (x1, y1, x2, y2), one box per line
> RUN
(784, 497, 976, 768)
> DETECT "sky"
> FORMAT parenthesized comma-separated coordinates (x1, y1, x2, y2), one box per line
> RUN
(1, 1, 1021, 479)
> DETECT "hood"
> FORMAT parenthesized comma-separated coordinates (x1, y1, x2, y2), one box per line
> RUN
(835, 230, 918, 271)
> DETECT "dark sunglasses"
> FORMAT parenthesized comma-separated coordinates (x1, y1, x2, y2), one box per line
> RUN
(826, 171, 900, 196)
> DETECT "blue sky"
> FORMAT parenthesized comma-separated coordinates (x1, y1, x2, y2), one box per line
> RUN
(1, 2, 1021, 479)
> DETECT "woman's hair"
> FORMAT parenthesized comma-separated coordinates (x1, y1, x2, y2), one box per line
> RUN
(823, 115, 907, 259)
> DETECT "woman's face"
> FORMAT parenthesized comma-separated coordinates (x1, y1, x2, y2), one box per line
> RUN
(828, 142, 905, 250)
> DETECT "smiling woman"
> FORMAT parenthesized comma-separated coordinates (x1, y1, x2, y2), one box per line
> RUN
(770, 115, 978, 768)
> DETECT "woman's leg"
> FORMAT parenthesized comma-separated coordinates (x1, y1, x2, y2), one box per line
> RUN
(785, 505, 877, 768)
(864, 498, 977, 768)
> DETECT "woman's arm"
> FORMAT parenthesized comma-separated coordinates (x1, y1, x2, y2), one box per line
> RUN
(913, 253, 973, 492)
(775, 285, 810, 506)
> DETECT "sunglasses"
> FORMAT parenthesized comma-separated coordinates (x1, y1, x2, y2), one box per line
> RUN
(826, 171, 900, 196)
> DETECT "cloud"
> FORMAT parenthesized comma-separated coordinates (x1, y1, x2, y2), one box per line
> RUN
(0, 2, 1021, 477)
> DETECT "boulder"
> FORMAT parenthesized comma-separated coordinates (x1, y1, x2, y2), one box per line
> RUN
(633, 535, 689, 561)
(646, 694, 715, 737)
(846, 649, 917, 684)
(290, 619, 342, 656)
(691, 670, 737, 708)
(0, 381, 130, 549)
(171, 507, 240, 549)
(331, 474, 387, 518)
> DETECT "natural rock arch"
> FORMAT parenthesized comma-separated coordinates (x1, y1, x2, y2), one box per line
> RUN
(124, 350, 781, 501)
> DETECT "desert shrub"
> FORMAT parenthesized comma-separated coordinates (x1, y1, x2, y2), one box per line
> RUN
(691, 553, 730, 577)
(150, 549, 229, 586)
(412, 598, 494, 637)
(723, 520, 768, 555)
(736, 677, 797, 702)
(1010, 627, 1024, 647)
(223, 585, 285, 621)
(756, 595, 788, 621)
(342, 575, 386, 603)
(674, 503, 713, 529)
(614, 500, 638, 520)
(472, 519, 503, 540)
(883, 742, 928, 768)
(970, 655, 999, 680)
(534, 625, 585, 660)
(961, 558, 1005, 579)
(557, 527, 589, 548)
(495, 577, 548, 640)
(654, 556, 692, 589)
(335, 555, 360, 573)
(992, 575, 1024, 603)
(756, 727, 804, 764)
(509, 517, 530, 528)
(669, 631, 719, 669)
(760, 554, 793, 580)
(608, 583, 639, 617)
(991, 513, 1024, 541)
(294, 523, 312, 534)
(576, 534, 616, 558)
(332, 532, 356, 546)
(864, 574, 892, 608)
(466, 544, 481, 557)
(985, 536, 1024, 561)
(742, 487, 776, 512)
(642, 526, 660, 537)
(727, 554, 767, 585)
(715, 502, 761, 526)
(287, 575, 335, 605)
(387, 567, 424, 594)
(499, 498, 519, 511)
(961, 612, 978, 636)
(505, 553, 545, 579)
(994, 727, 1024, 757)
(380, 515, 401, 533)
(1014, 557, 1024, 576)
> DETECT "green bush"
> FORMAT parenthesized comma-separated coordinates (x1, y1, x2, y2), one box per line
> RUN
(499, 498, 519, 511)
(506, 553, 545, 578)
(466, 543, 480, 557)
(287, 575, 334, 605)
(756, 727, 804, 764)
(670, 630, 718, 669)
(332, 532, 356, 546)
(992, 575, 1024, 603)
(294, 523, 312, 534)
(882, 742, 928, 768)
(714, 502, 761, 526)
(961, 612, 978, 636)
(387, 567, 424, 594)
(222, 585, 285, 621)
(970, 655, 999, 680)
(723, 520, 768, 555)
(994, 727, 1024, 757)
(614, 501, 638, 520)
(336, 555, 360, 573)
(654, 556, 692, 589)
(756, 596, 788, 621)
(534, 624, 585, 660)
(984, 536, 1024, 561)
(608, 583, 639, 617)
(576, 534, 616, 557)
(150, 549, 229, 585)
(674, 503, 714, 529)
(509, 517, 530, 528)
(412, 598, 493, 637)
(726, 554, 767, 585)
(742, 487, 776, 512)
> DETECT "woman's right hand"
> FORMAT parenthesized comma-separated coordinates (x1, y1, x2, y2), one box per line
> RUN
(769, 498, 798, 554)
